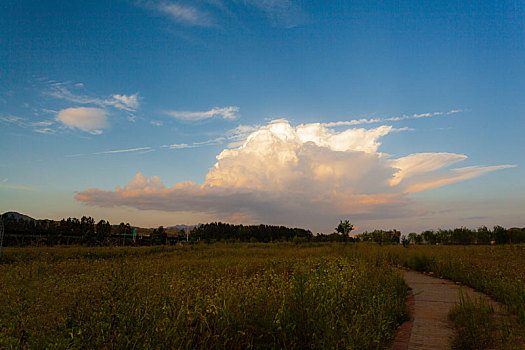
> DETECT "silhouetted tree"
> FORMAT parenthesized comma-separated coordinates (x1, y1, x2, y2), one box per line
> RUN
(95, 219, 111, 244)
(151, 226, 167, 245)
(494, 225, 510, 244)
(191, 222, 312, 243)
(476, 226, 492, 244)
(406, 232, 419, 244)
(422, 230, 437, 245)
(80, 216, 95, 244)
(336, 220, 354, 239)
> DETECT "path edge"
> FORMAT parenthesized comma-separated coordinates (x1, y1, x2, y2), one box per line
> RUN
(391, 289, 415, 350)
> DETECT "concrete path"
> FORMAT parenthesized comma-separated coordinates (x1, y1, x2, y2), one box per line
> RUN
(392, 270, 501, 350)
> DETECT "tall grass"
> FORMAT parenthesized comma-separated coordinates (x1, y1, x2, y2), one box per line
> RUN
(362, 244, 525, 348)
(381, 245, 525, 323)
(448, 290, 511, 349)
(0, 243, 408, 349)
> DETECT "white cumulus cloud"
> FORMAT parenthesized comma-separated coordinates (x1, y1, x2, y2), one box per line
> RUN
(56, 107, 108, 134)
(76, 119, 514, 230)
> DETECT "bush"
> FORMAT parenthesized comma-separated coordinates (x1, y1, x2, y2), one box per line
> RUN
(405, 252, 433, 271)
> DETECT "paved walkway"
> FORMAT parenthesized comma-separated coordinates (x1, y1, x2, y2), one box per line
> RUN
(392, 270, 501, 350)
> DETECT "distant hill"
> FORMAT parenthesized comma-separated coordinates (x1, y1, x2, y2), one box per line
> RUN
(167, 224, 201, 232)
(2, 211, 35, 221)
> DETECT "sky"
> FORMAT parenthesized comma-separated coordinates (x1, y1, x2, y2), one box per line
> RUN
(0, 0, 524, 233)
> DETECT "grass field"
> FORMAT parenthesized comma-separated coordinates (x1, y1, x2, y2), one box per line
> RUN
(0, 244, 408, 349)
(3, 243, 525, 349)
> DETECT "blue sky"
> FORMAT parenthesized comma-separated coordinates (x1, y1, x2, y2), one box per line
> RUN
(1, 0, 523, 233)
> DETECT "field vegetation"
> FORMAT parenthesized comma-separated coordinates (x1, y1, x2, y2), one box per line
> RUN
(383, 245, 525, 323)
(0, 244, 408, 349)
(3, 231, 525, 349)
(376, 244, 525, 348)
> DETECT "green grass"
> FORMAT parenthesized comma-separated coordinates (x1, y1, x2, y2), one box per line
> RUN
(447, 289, 525, 349)
(364, 244, 525, 348)
(8, 242, 525, 349)
(448, 291, 505, 349)
(0, 243, 408, 349)
(389, 245, 525, 323)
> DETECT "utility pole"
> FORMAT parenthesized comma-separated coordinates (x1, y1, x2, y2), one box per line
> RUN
(0, 216, 4, 259)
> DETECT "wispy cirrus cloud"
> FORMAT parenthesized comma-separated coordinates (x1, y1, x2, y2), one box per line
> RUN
(163, 124, 260, 150)
(0, 115, 25, 127)
(404, 165, 516, 193)
(0, 114, 57, 134)
(46, 82, 140, 112)
(94, 147, 153, 155)
(162, 143, 195, 150)
(0, 184, 39, 191)
(108, 94, 140, 111)
(139, 0, 307, 29)
(162, 136, 226, 149)
(66, 147, 154, 158)
(388, 153, 468, 186)
(242, 0, 308, 28)
(76, 119, 514, 231)
(0, 178, 39, 191)
(322, 109, 461, 127)
(156, 2, 215, 27)
(193, 137, 226, 146)
(31, 120, 54, 127)
(33, 128, 57, 135)
(166, 106, 240, 121)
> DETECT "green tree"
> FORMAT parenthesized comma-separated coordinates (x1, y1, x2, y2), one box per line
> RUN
(452, 227, 474, 245)
(95, 219, 112, 244)
(151, 226, 167, 245)
(80, 216, 95, 244)
(422, 230, 437, 245)
(476, 226, 492, 245)
(493, 225, 509, 244)
(390, 230, 401, 244)
(407, 232, 421, 244)
(436, 229, 452, 244)
(335, 220, 354, 238)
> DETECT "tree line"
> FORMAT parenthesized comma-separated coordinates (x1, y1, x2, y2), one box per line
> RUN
(189, 222, 313, 243)
(318, 220, 525, 245)
(0, 215, 315, 246)
(1, 213, 524, 246)
(402, 226, 525, 245)
(1, 214, 141, 246)
(312, 221, 401, 243)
